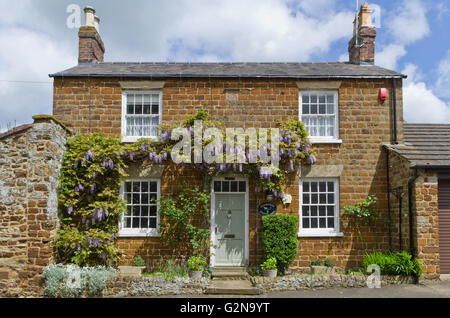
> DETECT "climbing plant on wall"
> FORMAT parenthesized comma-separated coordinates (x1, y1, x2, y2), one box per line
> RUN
(55, 109, 316, 266)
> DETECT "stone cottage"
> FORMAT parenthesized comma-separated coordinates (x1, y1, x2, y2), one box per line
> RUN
(1, 3, 449, 296)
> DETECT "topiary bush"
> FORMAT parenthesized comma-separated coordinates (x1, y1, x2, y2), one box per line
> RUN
(262, 214, 299, 274)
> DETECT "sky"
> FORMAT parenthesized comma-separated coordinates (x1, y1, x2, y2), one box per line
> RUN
(0, 0, 449, 131)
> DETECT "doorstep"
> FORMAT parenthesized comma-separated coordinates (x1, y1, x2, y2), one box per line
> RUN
(205, 279, 262, 295)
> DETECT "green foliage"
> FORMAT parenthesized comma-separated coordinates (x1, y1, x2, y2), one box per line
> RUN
(362, 251, 422, 277)
(262, 214, 299, 274)
(324, 258, 335, 268)
(55, 134, 128, 266)
(345, 268, 365, 275)
(310, 259, 323, 266)
(260, 257, 277, 270)
(42, 264, 116, 298)
(343, 195, 380, 224)
(187, 255, 207, 271)
(133, 256, 145, 267)
(143, 259, 189, 279)
(159, 187, 211, 257)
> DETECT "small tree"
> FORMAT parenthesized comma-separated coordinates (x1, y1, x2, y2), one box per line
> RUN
(262, 214, 299, 274)
(159, 187, 210, 258)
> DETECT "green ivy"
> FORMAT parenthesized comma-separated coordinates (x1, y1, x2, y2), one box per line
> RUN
(343, 195, 380, 224)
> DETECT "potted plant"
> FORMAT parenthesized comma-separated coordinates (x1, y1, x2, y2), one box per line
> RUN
(118, 256, 146, 277)
(187, 255, 206, 279)
(310, 258, 335, 275)
(261, 257, 278, 278)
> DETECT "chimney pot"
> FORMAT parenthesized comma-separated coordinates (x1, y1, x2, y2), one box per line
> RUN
(84, 6, 96, 27)
(94, 15, 100, 32)
(78, 6, 105, 64)
(348, 2, 376, 65)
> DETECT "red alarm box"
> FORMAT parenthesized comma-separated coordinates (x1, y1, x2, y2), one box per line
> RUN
(379, 88, 387, 101)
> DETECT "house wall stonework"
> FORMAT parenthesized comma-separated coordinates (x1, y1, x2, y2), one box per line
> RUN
(53, 77, 404, 271)
(0, 117, 69, 297)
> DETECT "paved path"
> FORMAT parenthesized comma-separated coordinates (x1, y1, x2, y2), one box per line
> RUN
(157, 281, 450, 298)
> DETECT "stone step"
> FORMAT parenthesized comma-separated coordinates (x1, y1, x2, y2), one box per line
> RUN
(211, 267, 247, 273)
(205, 279, 262, 295)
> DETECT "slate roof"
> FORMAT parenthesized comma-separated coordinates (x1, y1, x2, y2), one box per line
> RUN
(386, 124, 450, 168)
(49, 62, 405, 79)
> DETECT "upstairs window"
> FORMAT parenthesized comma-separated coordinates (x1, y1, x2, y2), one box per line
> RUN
(121, 91, 162, 142)
(300, 91, 339, 142)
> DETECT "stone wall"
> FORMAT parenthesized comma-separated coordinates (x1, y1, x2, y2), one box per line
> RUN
(387, 149, 440, 279)
(52, 77, 404, 271)
(0, 116, 69, 297)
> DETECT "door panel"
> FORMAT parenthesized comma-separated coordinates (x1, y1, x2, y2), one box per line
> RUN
(214, 194, 245, 266)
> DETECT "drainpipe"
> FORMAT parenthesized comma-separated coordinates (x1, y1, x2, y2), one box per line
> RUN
(408, 168, 420, 283)
(386, 149, 392, 250)
(392, 78, 398, 144)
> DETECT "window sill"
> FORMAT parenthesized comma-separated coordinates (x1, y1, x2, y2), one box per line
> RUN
(121, 136, 160, 143)
(118, 230, 161, 238)
(309, 139, 342, 145)
(298, 232, 344, 238)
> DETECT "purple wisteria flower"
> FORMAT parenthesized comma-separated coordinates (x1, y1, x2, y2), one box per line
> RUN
(90, 184, 96, 194)
(84, 150, 94, 161)
(67, 206, 73, 215)
(307, 154, 318, 165)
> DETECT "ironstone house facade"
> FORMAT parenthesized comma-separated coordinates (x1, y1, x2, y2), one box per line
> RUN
(1, 4, 449, 297)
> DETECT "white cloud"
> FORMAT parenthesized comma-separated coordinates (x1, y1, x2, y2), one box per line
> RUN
(376, 0, 429, 70)
(435, 50, 450, 99)
(402, 64, 450, 123)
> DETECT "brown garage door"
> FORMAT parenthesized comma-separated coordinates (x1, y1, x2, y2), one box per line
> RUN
(439, 178, 450, 274)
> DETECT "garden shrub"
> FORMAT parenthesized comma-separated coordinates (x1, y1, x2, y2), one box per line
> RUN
(262, 214, 299, 274)
(42, 264, 117, 298)
(362, 251, 422, 277)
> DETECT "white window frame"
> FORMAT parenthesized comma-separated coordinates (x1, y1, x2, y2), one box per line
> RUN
(119, 179, 161, 237)
(298, 178, 343, 237)
(299, 90, 341, 144)
(121, 90, 163, 143)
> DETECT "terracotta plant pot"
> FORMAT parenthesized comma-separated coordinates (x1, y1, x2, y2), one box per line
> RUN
(189, 271, 203, 279)
(262, 269, 278, 278)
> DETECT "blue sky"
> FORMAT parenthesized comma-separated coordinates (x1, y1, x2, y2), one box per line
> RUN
(0, 0, 449, 130)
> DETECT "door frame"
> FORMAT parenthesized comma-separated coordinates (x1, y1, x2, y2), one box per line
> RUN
(210, 175, 249, 267)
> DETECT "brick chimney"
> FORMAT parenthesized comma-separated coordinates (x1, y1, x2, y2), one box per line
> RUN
(348, 2, 376, 65)
(78, 6, 105, 64)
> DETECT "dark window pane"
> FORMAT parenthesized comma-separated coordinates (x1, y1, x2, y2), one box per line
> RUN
(133, 206, 140, 216)
(149, 218, 157, 228)
(319, 182, 326, 192)
(319, 218, 326, 228)
(328, 194, 334, 204)
(150, 206, 157, 217)
(303, 182, 310, 192)
(214, 181, 221, 192)
(327, 182, 334, 192)
(152, 105, 159, 114)
(222, 182, 230, 192)
(125, 217, 131, 228)
(320, 194, 326, 204)
(328, 217, 334, 228)
(239, 181, 246, 192)
(311, 218, 318, 228)
(141, 206, 149, 216)
(302, 104, 309, 114)
(126, 193, 132, 204)
(327, 206, 334, 216)
(303, 194, 310, 204)
(319, 206, 326, 216)
(327, 95, 334, 103)
(230, 181, 238, 192)
(141, 182, 149, 193)
(133, 182, 140, 192)
(303, 218, 310, 229)
(311, 194, 318, 204)
(126, 206, 132, 216)
(311, 206, 317, 216)
(150, 193, 157, 203)
(125, 182, 132, 192)
(150, 182, 157, 193)
(127, 104, 134, 115)
(302, 206, 309, 216)
(135, 105, 143, 114)
(311, 182, 318, 192)
(141, 194, 149, 204)
(141, 218, 148, 228)
(319, 104, 326, 114)
(303, 95, 310, 103)
(311, 104, 317, 114)
(132, 218, 140, 228)
(133, 194, 140, 204)
(143, 105, 151, 115)
(311, 95, 317, 103)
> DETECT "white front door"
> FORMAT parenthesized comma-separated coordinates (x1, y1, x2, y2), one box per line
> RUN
(211, 178, 248, 267)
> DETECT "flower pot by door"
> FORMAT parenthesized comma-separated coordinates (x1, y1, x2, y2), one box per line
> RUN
(189, 271, 203, 279)
(263, 269, 277, 278)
